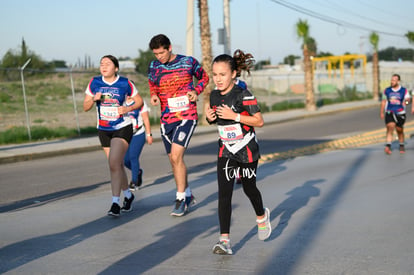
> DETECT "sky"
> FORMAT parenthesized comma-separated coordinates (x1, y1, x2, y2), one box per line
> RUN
(1, 0, 413, 67)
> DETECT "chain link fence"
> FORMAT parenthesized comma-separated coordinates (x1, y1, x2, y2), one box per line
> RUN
(1, 63, 413, 140)
(0, 68, 152, 139)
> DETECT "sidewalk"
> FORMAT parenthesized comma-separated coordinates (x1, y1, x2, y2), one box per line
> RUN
(0, 100, 380, 164)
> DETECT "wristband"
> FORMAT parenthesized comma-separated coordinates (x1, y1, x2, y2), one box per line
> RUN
(147, 133, 152, 137)
(235, 114, 241, 122)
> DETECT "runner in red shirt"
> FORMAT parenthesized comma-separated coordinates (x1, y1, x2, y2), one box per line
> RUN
(148, 34, 209, 216)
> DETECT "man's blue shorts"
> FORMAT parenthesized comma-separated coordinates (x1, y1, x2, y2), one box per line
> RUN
(160, 120, 197, 154)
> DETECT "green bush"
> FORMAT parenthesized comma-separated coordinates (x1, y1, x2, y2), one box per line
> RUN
(149, 116, 161, 125)
(257, 102, 270, 113)
(0, 127, 28, 144)
(271, 100, 305, 111)
(33, 118, 45, 123)
(0, 92, 10, 103)
(317, 97, 345, 107)
(336, 85, 372, 101)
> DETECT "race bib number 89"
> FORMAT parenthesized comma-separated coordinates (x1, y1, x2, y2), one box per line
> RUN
(218, 124, 243, 143)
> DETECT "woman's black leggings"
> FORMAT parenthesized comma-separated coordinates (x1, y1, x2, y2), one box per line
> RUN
(217, 157, 265, 234)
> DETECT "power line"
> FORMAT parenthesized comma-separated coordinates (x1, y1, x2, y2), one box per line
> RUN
(357, 0, 412, 22)
(313, 0, 406, 31)
(268, 0, 405, 38)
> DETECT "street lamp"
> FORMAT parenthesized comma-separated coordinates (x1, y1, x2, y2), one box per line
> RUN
(20, 58, 31, 141)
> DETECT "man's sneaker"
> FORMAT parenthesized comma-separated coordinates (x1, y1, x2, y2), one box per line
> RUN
(384, 146, 392, 155)
(185, 194, 196, 208)
(212, 239, 233, 255)
(400, 145, 405, 154)
(256, 207, 271, 241)
(137, 169, 143, 187)
(121, 193, 135, 212)
(128, 181, 137, 191)
(107, 203, 120, 217)
(170, 199, 186, 216)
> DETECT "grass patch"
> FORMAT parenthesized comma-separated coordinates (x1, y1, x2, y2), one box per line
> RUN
(0, 126, 98, 145)
(33, 118, 45, 123)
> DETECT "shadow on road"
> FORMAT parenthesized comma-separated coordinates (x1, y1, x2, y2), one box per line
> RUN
(257, 148, 372, 274)
(233, 162, 324, 254)
(0, 181, 110, 213)
(98, 192, 221, 275)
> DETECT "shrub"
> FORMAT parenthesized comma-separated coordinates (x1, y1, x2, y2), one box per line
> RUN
(0, 92, 10, 103)
(0, 126, 100, 145)
(271, 100, 304, 111)
(257, 102, 270, 113)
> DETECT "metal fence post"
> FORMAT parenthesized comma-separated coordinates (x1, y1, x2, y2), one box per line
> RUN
(20, 58, 31, 141)
(69, 67, 81, 136)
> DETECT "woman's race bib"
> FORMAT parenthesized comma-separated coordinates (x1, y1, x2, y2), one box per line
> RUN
(218, 124, 243, 143)
(100, 106, 120, 121)
(167, 95, 190, 113)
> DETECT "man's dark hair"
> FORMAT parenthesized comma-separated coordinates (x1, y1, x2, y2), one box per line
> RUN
(149, 34, 171, 50)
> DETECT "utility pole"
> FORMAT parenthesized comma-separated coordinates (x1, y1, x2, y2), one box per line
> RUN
(186, 0, 194, 56)
(223, 0, 231, 55)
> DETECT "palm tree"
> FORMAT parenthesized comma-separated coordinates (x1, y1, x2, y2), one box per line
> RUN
(369, 31, 380, 101)
(406, 31, 414, 62)
(296, 19, 316, 111)
(198, 0, 215, 125)
(405, 31, 414, 44)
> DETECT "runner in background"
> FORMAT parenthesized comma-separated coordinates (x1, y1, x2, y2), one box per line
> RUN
(380, 74, 411, 154)
(124, 99, 153, 190)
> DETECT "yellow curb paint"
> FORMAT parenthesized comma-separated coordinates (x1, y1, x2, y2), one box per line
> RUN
(260, 126, 414, 164)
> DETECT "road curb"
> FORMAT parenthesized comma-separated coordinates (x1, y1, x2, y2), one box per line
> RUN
(260, 121, 414, 164)
(0, 145, 102, 165)
(0, 102, 381, 165)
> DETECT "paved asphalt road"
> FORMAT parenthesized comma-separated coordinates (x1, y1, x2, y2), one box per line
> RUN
(1, 102, 414, 274)
(0, 106, 384, 208)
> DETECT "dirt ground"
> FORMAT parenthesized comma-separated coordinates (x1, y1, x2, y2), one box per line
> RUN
(0, 95, 98, 131)
(0, 92, 302, 131)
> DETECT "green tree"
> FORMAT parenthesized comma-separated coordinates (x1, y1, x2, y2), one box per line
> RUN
(1, 38, 50, 80)
(283, 55, 300, 66)
(376, 47, 414, 61)
(50, 60, 67, 68)
(134, 48, 154, 75)
(369, 31, 380, 101)
(1, 38, 46, 69)
(296, 19, 316, 111)
(317, 51, 334, 57)
(255, 59, 271, 69)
